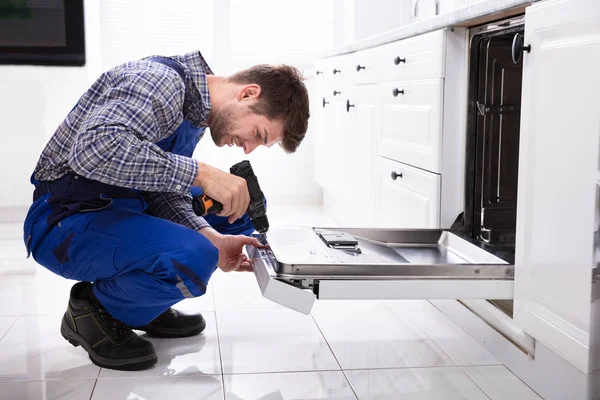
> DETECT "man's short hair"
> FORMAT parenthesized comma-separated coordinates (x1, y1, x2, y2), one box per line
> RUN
(228, 65, 310, 153)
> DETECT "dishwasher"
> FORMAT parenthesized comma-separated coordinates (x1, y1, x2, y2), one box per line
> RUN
(247, 16, 524, 315)
(247, 227, 513, 314)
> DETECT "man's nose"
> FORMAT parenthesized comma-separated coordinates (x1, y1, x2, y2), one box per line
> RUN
(244, 141, 259, 154)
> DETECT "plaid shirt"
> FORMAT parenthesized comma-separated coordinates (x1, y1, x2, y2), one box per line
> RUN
(33, 51, 214, 230)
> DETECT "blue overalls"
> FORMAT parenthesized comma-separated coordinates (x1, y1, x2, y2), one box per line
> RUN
(23, 57, 255, 326)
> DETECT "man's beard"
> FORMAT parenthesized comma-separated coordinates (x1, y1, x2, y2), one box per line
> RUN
(209, 104, 246, 146)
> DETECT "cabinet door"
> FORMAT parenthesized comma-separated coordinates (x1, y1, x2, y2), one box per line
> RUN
(378, 79, 444, 173)
(342, 85, 379, 226)
(514, 0, 600, 373)
(376, 157, 441, 228)
(314, 85, 332, 188)
(316, 86, 347, 193)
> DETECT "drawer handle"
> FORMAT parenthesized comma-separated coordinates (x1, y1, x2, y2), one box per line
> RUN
(316, 70, 323, 75)
(322, 98, 329, 108)
(391, 171, 403, 180)
(333, 68, 341, 74)
(392, 88, 404, 97)
(346, 100, 354, 112)
(333, 90, 341, 96)
(356, 65, 366, 71)
(394, 57, 406, 65)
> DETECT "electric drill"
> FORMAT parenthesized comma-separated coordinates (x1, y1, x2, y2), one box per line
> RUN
(192, 160, 269, 241)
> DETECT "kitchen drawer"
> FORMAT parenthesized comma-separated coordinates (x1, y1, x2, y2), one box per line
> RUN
(378, 29, 446, 82)
(378, 79, 444, 173)
(315, 58, 331, 84)
(328, 53, 354, 86)
(350, 47, 380, 84)
(376, 157, 441, 229)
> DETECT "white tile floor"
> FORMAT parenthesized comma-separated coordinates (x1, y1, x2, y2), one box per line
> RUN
(0, 204, 543, 399)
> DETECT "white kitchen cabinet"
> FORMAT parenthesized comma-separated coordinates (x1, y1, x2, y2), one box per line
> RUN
(376, 157, 441, 228)
(342, 85, 379, 226)
(378, 79, 444, 173)
(323, 85, 379, 227)
(317, 27, 467, 230)
(315, 86, 348, 194)
(313, 85, 332, 189)
(514, 0, 600, 374)
(378, 29, 446, 82)
(351, 47, 380, 85)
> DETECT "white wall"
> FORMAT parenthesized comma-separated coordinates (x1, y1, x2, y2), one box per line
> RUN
(0, 0, 335, 216)
(346, 0, 497, 43)
(0, 0, 102, 213)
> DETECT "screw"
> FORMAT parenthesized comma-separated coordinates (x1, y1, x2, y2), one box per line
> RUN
(475, 269, 480, 274)
(450, 28, 455, 32)
(296, 268, 300, 272)
(506, 269, 512, 275)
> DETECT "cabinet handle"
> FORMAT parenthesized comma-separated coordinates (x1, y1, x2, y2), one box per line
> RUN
(322, 98, 329, 108)
(511, 33, 531, 64)
(333, 68, 341, 74)
(394, 56, 406, 65)
(356, 65, 366, 71)
(391, 171, 403, 180)
(333, 90, 341, 96)
(392, 88, 404, 97)
(346, 100, 354, 112)
(316, 70, 323, 75)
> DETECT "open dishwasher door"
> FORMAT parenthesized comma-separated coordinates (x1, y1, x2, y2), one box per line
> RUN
(246, 227, 514, 314)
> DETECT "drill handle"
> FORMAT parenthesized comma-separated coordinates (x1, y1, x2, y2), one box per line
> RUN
(192, 194, 223, 216)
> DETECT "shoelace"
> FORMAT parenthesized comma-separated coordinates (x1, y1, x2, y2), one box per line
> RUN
(94, 307, 130, 337)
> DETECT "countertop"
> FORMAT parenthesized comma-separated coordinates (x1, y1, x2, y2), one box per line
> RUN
(321, 0, 535, 58)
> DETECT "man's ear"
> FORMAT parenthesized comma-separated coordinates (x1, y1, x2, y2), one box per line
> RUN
(236, 84, 261, 101)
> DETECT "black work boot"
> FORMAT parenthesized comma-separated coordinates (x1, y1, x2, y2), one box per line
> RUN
(130, 308, 206, 338)
(60, 282, 158, 371)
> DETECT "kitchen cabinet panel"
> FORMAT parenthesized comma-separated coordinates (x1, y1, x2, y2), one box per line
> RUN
(376, 157, 441, 228)
(378, 29, 446, 82)
(378, 79, 444, 173)
(514, 0, 600, 373)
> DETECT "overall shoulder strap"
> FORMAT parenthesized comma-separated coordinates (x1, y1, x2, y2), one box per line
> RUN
(148, 56, 186, 82)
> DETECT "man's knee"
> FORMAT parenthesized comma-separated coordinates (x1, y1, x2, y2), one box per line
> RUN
(172, 233, 219, 296)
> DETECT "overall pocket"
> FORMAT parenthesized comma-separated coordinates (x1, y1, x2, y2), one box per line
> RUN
(58, 229, 121, 282)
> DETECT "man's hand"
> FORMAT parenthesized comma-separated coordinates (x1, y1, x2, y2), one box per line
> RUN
(194, 162, 250, 223)
(199, 227, 265, 272)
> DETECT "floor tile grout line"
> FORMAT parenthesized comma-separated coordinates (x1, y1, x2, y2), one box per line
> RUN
(92, 374, 223, 381)
(402, 308, 464, 368)
(88, 369, 101, 400)
(505, 368, 545, 399)
(210, 284, 227, 400)
(457, 366, 493, 400)
(0, 315, 20, 343)
(340, 364, 504, 372)
(426, 302, 543, 397)
(310, 314, 359, 400)
(221, 368, 352, 376)
(462, 365, 544, 399)
(211, 285, 225, 380)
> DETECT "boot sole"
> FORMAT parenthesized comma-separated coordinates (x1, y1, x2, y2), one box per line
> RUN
(133, 317, 207, 338)
(61, 316, 158, 371)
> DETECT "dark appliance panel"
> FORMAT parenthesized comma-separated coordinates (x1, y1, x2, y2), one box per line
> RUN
(474, 33, 523, 245)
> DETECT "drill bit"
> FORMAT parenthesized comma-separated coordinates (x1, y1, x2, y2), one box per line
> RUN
(258, 232, 267, 245)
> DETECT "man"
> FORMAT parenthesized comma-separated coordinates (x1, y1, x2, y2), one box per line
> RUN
(22, 51, 310, 371)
